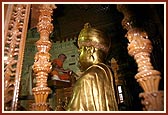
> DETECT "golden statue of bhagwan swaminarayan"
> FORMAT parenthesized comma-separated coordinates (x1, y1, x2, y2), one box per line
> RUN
(67, 23, 118, 111)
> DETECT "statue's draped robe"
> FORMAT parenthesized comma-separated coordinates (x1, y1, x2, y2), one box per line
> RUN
(67, 63, 118, 111)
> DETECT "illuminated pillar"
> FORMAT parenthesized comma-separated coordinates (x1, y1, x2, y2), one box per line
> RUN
(32, 4, 56, 111)
(117, 4, 164, 111)
(4, 4, 30, 111)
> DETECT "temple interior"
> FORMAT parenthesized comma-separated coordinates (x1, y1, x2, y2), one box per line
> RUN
(3, 3, 165, 111)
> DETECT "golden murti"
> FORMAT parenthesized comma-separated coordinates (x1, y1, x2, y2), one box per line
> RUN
(66, 23, 118, 111)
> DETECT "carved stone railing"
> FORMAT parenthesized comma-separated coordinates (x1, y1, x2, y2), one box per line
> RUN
(31, 4, 56, 111)
(4, 4, 31, 111)
(117, 4, 164, 111)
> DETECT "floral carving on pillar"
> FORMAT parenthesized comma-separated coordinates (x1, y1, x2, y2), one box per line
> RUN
(117, 4, 136, 30)
(4, 4, 30, 111)
(117, 4, 164, 111)
(32, 4, 56, 111)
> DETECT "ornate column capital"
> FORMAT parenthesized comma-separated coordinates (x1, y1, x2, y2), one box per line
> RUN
(36, 4, 56, 41)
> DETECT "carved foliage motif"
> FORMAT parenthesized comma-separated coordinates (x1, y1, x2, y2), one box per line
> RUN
(117, 4, 164, 111)
(126, 28, 161, 93)
(32, 4, 56, 111)
(4, 4, 30, 110)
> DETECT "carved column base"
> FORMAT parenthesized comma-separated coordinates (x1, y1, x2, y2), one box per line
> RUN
(32, 103, 49, 111)
(32, 87, 51, 111)
(139, 91, 164, 111)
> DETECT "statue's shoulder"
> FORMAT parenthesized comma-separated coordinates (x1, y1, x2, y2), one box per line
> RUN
(79, 63, 113, 82)
(89, 63, 110, 70)
(84, 63, 111, 75)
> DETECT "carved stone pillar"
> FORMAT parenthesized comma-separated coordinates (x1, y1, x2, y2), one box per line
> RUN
(4, 4, 31, 111)
(32, 4, 56, 111)
(117, 4, 164, 111)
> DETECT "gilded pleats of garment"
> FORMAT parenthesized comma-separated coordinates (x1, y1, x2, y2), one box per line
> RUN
(67, 63, 118, 111)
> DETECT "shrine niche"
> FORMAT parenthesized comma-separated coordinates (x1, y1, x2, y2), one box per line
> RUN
(3, 3, 164, 112)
